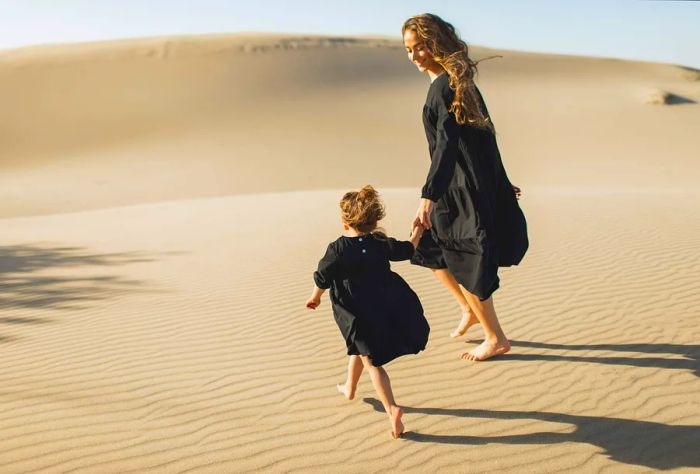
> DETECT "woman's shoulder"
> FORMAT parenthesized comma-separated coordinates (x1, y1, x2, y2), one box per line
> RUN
(427, 73, 454, 105)
(431, 72, 450, 88)
(430, 73, 451, 90)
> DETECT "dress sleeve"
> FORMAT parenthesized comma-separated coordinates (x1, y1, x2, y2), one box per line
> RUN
(475, 87, 511, 187)
(313, 243, 339, 289)
(386, 237, 415, 262)
(421, 82, 461, 202)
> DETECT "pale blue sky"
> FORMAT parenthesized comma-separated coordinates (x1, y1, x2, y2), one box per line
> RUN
(1, 0, 698, 68)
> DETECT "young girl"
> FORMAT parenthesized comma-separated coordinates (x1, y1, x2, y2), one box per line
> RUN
(305, 185, 429, 439)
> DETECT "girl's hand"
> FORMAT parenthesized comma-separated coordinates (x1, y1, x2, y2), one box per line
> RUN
(306, 296, 321, 310)
(409, 222, 425, 249)
(306, 286, 325, 310)
(414, 198, 434, 230)
(512, 184, 522, 200)
(410, 222, 424, 240)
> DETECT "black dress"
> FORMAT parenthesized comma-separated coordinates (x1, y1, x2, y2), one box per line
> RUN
(313, 233, 430, 367)
(410, 74, 529, 300)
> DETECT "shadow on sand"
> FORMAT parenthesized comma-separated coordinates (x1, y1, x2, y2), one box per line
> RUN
(663, 93, 696, 105)
(1, 244, 163, 340)
(468, 340, 700, 378)
(364, 398, 700, 469)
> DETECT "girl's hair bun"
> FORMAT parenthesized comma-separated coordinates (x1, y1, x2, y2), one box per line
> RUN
(340, 185, 386, 233)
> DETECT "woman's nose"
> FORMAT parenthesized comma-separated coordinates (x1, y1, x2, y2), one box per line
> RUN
(411, 51, 419, 62)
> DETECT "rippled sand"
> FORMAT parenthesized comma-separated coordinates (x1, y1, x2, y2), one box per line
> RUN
(1, 35, 699, 472)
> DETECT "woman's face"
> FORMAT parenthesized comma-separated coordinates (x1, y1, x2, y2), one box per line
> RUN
(403, 29, 438, 73)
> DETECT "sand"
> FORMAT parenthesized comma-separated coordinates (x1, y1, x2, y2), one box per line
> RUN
(1, 34, 699, 473)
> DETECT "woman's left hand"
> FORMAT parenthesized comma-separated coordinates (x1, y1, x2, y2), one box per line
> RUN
(512, 184, 522, 200)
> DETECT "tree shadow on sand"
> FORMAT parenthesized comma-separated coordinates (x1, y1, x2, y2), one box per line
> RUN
(363, 398, 700, 469)
(469, 340, 700, 378)
(0, 244, 166, 340)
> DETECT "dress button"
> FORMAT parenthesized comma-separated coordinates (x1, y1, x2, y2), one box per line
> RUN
(362, 249, 367, 253)
(359, 237, 363, 242)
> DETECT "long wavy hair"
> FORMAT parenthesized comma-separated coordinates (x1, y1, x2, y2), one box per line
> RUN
(402, 13, 494, 132)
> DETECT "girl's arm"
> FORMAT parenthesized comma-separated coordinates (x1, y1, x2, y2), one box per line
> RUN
(306, 286, 325, 309)
(307, 243, 338, 309)
(387, 224, 425, 261)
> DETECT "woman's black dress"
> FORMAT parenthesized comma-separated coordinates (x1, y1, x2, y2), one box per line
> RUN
(313, 234, 430, 367)
(410, 74, 529, 300)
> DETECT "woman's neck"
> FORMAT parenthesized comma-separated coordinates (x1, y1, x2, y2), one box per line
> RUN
(428, 65, 446, 83)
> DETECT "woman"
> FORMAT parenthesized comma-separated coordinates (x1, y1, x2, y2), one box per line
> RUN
(403, 14, 528, 361)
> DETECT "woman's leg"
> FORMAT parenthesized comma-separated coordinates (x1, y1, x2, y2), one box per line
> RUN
(337, 355, 363, 400)
(359, 356, 404, 438)
(458, 291, 511, 361)
(430, 268, 479, 337)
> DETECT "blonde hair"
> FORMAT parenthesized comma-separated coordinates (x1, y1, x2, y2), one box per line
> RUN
(402, 13, 495, 132)
(340, 185, 386, 234)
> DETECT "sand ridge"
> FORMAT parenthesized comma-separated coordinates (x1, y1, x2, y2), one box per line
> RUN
(1, 189, 699, 472)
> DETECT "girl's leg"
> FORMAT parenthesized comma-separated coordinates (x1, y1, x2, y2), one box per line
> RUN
(458, 291, 510, 361)
(359, 356, 404, 438)
(430, 268, 479, 337)
(337, 355, 363, 400)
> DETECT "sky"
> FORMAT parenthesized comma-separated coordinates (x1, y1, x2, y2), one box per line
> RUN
(1, 0, 698, 68)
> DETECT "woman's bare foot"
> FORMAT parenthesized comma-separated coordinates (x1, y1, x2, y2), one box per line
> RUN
(450, 308, 479, 338)
(336, 382, 355, 400)
(389, 405, 404, 439)
(461, 339, 511, 361)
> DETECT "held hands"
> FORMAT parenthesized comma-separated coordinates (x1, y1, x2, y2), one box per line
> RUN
(410, 222, 425, 240)
(409, 221, 426, 249)
(410, 198, 434, 249)
(413, 198, 434, 230)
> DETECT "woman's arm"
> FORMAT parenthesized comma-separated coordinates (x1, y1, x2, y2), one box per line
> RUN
(416, 82, 460, 228)
(475, 86, 522, 201)
(421, 84, 461, 202)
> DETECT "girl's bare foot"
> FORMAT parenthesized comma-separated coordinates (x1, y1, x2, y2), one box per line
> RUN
(336, 382, 355, 400)
(389, 405, 404, 439)
(461, 339, 511, 361)
(450, 307, 479, 338)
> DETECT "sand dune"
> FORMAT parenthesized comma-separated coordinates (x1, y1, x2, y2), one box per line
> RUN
(1, 34, 699, 472)
(1, 34, 698, 217)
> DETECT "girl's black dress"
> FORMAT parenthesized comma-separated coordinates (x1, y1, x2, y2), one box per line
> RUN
(411, 74, 529, 300)
(313, 234, 430, 367)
